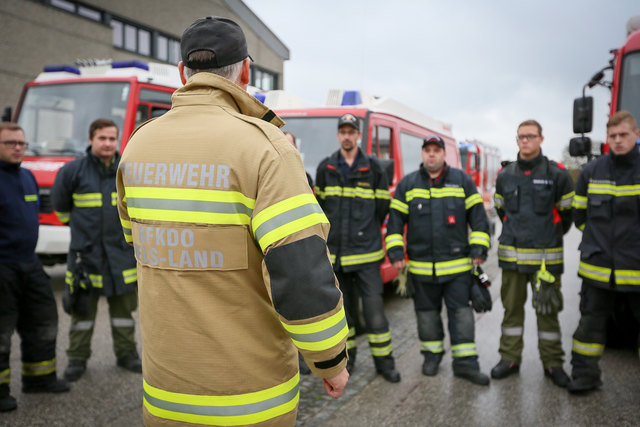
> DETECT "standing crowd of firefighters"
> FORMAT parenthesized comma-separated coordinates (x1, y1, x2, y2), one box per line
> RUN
(1, 15, 639, 426)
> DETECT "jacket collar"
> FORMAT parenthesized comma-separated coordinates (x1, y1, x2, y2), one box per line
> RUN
(610, 145, 639, 166)
(0, 159, 21, 172)
(86, 145, 119, 171)
(517, 151, 544, 170)
(328, 148, 371, 169)
(171, 73, 284, 128)
(419, 162, 449, 183)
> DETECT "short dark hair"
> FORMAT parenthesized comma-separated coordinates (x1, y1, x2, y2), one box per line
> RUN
(89, 118, 118, 139)
(0, 122, 24, 136)
(283, 130, 297, 147)
(607, 110, 638, 130)
(518, 119, 542, 136)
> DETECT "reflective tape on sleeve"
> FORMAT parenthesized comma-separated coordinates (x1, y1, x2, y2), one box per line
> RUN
(494, 193, 504, 208)
(465, 193, 483, 210)
(572, 194, 588, 210)
(73, 192, 103, 208)
(282, 307, 348, 352)
(24, 194, 38, 202)
(556, 191, 574, 211)
(375, 189, 390, 200)
(385, 233, 404, 250)
(340, 249, 385, 267)
(578, 261, 611, 284)
(390, 198, 409, 214)
(469, 231, 490, 248)
(55, 211, 70, 224)
(122, 267, 137, 284)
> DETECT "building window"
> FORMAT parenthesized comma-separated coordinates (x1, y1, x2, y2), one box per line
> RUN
(156, 35, 168, 61)
(169, 40, 181, 64)
(138, 29, 151, 56)
(124, 24, 137, 51)
(250, 65, 278, 90)
(51, 0, 75, 13)
(77, 5, 101, 21)
(111, 19, 123, 48)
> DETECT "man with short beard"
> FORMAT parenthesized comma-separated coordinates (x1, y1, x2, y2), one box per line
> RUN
(315, 114, 400, 382)
(386, 135, 491, 385)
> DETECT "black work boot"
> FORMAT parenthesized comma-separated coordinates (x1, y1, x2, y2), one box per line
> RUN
(22, 376, 70, 394)
(544, 366, 570, 388)
(374, 356, 401, 383)
(117, 350, 142, 373)
(453, 365, 490, 386)
(567, 375, 602, 393)
(0, 384, 17, 412)
(422, 352, 443, 376)
(491, 359, 519, 379)
(64, 359, 87, 382)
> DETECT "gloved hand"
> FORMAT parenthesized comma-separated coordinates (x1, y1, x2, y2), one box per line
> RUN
(470, 266, 492, 313)
(532, 260, 563, 315)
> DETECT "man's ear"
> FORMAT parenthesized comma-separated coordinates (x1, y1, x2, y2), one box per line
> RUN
(239, 58, 250, 86)
(178, 61, 187, 85)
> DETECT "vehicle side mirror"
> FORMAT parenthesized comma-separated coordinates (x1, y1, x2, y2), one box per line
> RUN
(569, 136, 592, 157)
(573, 97, 593, 134)
(378, 158, 395, 182)
(2, 106, 12, 122)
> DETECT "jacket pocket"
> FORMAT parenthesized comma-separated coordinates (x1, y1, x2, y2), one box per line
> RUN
(587, 194, 613, 220)
(578, 242, 601, 260)
(503, 183, 519, 212)
(533, 184, 553, 214)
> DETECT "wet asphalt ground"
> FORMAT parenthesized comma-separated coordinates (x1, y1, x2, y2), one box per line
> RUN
(2, 226, 639, 426)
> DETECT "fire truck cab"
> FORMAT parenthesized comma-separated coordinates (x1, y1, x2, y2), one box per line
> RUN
(11, 60, 180, 265)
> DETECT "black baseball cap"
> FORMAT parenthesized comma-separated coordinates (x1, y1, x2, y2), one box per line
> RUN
(181, 16, 251, 68)
(338, 114, 360, 131)
(422, 135, 445, 149)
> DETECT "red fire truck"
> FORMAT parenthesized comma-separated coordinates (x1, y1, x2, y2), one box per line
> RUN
(569, 16, 640, 347)
(272, 89, 460, 283)
(5, 60, 180, 265)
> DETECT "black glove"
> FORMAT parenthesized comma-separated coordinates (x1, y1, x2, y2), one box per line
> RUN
(470, 266, 492, 313)
(532, 261, 562, 315)
(63, 253, 93, 317)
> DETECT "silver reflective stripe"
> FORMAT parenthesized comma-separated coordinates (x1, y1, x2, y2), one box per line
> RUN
(254, 203, 324, 244)
(143, 382, 299, 417)
(538, 331, 561, 341)
(111, 318, 135, 328)
(287, 317, 347, 343)
(127, 197, 254, 217)
(421, 341, 444, 352)
(71, 321, 95, 331)
(502, 326, 523, 336)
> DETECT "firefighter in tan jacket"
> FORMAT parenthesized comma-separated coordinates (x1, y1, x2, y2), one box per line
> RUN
(116, 17, 349, 427)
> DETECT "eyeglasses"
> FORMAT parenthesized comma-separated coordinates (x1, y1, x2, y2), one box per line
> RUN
(1, 140, 29, 148)
(516, 134, 539, 142)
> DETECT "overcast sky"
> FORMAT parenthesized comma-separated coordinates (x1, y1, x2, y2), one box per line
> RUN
(244, 0, 639, 161)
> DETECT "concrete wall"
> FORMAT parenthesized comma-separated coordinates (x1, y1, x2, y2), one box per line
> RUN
(0, 0, 286, 115)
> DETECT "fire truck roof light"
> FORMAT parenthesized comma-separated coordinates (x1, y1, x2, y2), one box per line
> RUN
(111, 60, 149, 71)
(254, 93, 266, 103)
(43, 65, 80, 74)
(341, 90, 362, 106)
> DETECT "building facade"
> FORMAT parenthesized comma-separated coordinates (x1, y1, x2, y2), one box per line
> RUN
(0, 0, 289, 116)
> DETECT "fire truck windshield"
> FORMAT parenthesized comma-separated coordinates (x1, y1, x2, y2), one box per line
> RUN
(618, 51, 640, 125)
(281, 116, 359, 177)
(17, 82, 130, 157)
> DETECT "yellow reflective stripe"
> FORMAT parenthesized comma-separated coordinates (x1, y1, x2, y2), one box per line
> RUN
(73, 192, 102, 207)
(498, 245, 563, 265)
(421, 340, 444, 353)
(125, 186, 255, 226)
(572, 339, 604, 356)
(579, 261, 611, 283)
(370, 345, 392, 356)
(24, 194, 38, 202)
(465, 193, 483, 210)
(0, 368, 9, 385)
(408, 260, 434, 276)
(122, 267, 137, 284)
(143, 374, 299, 426)
(282, 307, 349, 351)
(252, 194, 328, 251)
(494, 193, 504, 208)
(314, 186, 324, 199)
(22, 358, 56, 376)
(375, 189, 390, 200)
(340, 249, 385, 266)
(469, 231, 490, 248)
(434, 258, 472, 276)
(329, 253, 336, 264)
(556, 191, 575, 210)
(578, 223, 585, 231)
(390, 198, 409, 214)
(55, 211, 70, 223)
(587, 183, 640, 196)
(451, 343, 477, 357)
(321, 186, 375, 199)
(89, 274, 103, 288)
(367, 332, 391, 343)
(430, 187, 464, 198)
(572, 194, 588, 209)
(111, 192, 117, 206)
(615, 269, 640, 285)
(347, 327, 356, 349)
(406, 188, 431, 202)
(385, 233, 404, 250)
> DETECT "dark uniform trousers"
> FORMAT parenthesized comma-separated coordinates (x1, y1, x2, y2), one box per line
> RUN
(0, 260, 59, 387)
(335, 265, 394, 370)
(499, 270, 564, 368)
(571, 281, 640, 377)
(413, 273, 479, 369)
(67, 285, 138, 361)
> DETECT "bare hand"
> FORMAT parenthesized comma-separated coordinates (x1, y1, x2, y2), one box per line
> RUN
(322, 368, 349, 399)
(392, 259, 406, 270)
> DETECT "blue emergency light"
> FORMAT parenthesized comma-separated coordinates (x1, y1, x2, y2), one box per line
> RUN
(43, 65, 80, 75)
(254, 93, 266, 104)
(341, 90, 362, 106)
(111, 60, 149, 70)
